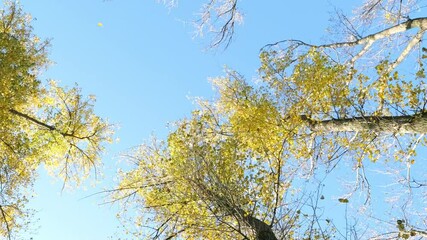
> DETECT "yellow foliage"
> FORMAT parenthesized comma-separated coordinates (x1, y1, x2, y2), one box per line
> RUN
(0, 2, 113, 236)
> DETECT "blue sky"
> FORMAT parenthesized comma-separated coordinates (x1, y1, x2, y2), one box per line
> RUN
(17, 1, 355, 239)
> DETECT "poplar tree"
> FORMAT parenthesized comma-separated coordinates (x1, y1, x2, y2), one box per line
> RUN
(0, 2, 112, 238)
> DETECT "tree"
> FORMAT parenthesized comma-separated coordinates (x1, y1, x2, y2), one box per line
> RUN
(0, 2, 112, 238)
(112, 0, 427, 239)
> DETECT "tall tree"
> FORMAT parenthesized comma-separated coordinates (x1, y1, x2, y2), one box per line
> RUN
(113, 0, 427, 239)
(0, 2, 112, 238)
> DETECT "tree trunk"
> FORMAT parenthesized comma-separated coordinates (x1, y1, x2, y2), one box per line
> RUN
(244, 215, 278, 240)
(304, 113, 427, 134)
(194, 182, 278, 240)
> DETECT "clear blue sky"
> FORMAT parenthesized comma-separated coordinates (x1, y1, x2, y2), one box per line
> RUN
(17, 1, 356, 239)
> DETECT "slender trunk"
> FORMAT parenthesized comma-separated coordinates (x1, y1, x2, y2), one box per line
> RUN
(303, 113, 427, 134)
(244, 215, 278, 240)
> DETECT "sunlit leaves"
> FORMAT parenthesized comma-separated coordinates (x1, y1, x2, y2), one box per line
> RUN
(260, 50, 353, 120)
(28, 82, 113, 184)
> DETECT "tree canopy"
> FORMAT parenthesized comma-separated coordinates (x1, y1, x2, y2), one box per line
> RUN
(2, 0, 427, 239)
(0, 2, 112, 238)
(112, 0, 427, 239)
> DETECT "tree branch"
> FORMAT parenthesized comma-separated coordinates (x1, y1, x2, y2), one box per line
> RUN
(9, 108, 89, 139)
(313, 17, 427, 49)
(263, 17, 427, 52)
(9, 109, 55, 131)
